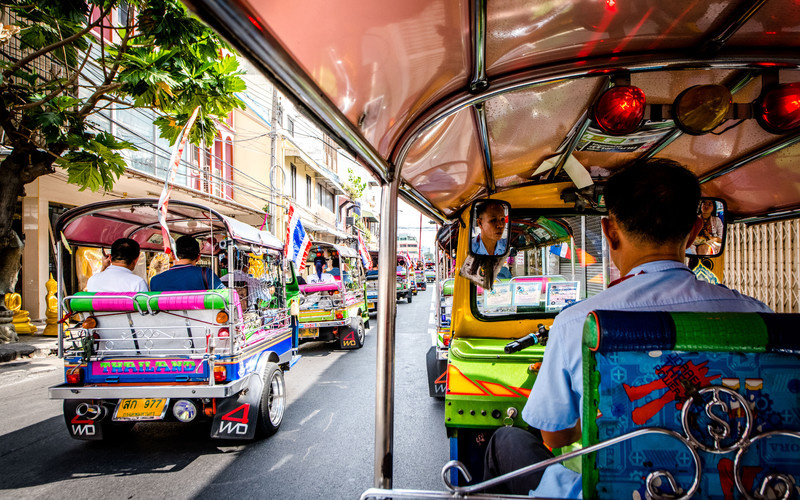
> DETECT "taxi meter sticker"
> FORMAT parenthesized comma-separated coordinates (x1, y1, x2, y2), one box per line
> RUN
(545, 281, 580, 312)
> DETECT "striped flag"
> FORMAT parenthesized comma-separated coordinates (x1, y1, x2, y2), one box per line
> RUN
(158, 106, 201, 256)
(357, 229, 372, 269)
(284, 205, 312, 273)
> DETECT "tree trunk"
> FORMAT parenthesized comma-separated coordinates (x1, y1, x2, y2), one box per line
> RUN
(0, 150, 55, 343)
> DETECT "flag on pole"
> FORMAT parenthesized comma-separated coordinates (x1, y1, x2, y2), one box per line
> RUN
(549, 242, 571, 259)
(357, 229, 372, 269)
(285, 205, 312, 273)
(158, 106, 202, 256)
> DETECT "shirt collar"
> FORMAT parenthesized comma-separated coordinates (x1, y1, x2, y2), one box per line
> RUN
(628, 260, 690, 275)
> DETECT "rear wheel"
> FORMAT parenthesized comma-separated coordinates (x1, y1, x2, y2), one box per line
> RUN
(338, 317, 365, 349)
(254, 363, 285, 439)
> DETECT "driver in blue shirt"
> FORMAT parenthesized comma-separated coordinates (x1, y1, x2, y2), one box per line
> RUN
(471, 200, 507, 255)
(150, 235, 224, 291)
(483, 159, 771, 498)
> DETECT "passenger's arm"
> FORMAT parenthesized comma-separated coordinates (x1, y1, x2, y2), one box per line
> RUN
(541, 419, 581, 449)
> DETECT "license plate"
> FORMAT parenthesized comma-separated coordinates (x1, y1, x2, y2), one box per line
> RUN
(114, 398, 169, 421)
(299, 327, 319, 338)
(369, 303, 376, 309)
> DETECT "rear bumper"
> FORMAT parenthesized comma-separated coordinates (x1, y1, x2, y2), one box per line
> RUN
(49, 374, 252, 400)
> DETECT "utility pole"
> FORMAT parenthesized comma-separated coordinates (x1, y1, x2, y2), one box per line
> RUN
(269, 85, 279, 233)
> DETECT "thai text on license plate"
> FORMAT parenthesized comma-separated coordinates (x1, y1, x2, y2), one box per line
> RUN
(299, 327, 319, 338)
(114, 398, 169, 421)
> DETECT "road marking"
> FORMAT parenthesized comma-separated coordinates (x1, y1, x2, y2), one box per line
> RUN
(299, 408, 320, 426)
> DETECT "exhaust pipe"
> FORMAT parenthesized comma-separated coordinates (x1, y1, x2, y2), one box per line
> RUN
(76, 403, 106, 421)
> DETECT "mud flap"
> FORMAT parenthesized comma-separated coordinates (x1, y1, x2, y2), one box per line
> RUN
(338, 326, 359, 349)
(210, 373, 263, 439)
(426, 346, 448, 398)
(63, 400, 104, 441)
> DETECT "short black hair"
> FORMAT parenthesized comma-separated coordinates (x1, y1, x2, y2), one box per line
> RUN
(605, 159, 700, 245)
(475, 200, 505, 219)
(111, 238, 140, 265)
(175, 235, 200, 260)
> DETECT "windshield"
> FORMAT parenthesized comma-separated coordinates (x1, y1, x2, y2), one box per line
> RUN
(474, 214, 617, 318)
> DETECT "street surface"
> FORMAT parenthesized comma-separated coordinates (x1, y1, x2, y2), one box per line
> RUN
(0, 288, 447, 499)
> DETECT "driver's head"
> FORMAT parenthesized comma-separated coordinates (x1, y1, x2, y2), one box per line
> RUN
(314, 256, 327, 276)
(605, 159, 700, 246)
(175, 235, 201, 261)
(476, 200, 506, 243)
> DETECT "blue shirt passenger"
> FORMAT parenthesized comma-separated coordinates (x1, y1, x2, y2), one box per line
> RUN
(150, 235, 224, 292)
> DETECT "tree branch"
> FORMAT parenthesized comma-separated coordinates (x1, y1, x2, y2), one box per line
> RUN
(12, 45, 92, 111)
(2, 5, 111, 80)
(76, 82, 124, 118)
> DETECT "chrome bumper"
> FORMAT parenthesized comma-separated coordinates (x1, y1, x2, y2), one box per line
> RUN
(49, 374, 252, 400)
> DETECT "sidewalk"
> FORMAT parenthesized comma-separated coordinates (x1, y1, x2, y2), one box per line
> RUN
(0, 324, 60, 363)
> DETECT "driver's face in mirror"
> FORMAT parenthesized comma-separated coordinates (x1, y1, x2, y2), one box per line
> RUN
(472, 201, 508, 255)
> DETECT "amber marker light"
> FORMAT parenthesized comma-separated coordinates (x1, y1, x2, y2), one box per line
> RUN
(215, 311, 229, 324)
(757, 82, 800, 134)
(673, 85, 732, 135)
(592, 85, 646, 135)
(82, 316, 97, 329)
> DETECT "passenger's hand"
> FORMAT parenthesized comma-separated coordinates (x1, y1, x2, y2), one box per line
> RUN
(101, 250, 111, 271)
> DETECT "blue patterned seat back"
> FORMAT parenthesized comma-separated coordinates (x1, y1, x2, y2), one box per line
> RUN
(582, 311, 800, 500)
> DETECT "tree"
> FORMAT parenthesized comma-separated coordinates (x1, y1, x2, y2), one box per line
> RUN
(0, 0, 245, 341)
(342, 167, 366, 201)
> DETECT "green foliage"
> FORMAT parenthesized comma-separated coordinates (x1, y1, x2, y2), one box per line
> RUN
(343, 167, 367, 200)
(0, 0, 246, 192)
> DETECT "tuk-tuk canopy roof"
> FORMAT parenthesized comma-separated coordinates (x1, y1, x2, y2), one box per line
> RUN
(56, 199, 283, 253)
(190, 0, 800, 223)
(309, 241, 359, 260)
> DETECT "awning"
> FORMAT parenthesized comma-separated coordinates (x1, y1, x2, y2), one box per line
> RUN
(361, 209, 378, 223)
(301, 217, 350, 240)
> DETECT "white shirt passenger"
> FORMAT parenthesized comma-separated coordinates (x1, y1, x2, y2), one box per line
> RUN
(86, 265, 148, 293)
(307, 272, 335, 284)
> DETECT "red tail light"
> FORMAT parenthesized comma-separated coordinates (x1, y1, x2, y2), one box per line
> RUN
(443, 333, 451, 347)
(213, 365, 226, 382)
(757, 83, 800, 134)
(66, 367, 83, 385)
(335, 311, 344, 320)
(217, 328, 230, 338)
(593, 86, 646, 135)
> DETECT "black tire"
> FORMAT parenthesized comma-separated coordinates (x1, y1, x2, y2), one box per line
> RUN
(254, 363, 285, 439)
(338, 317, 365, 349)
(407, 291, 413, 303)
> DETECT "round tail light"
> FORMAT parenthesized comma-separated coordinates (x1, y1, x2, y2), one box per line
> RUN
(592, 86, 646, 135)
(757, 82, 800, 134)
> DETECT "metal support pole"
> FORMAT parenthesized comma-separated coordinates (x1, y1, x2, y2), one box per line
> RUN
(374, 180, 399, 488)
(56, 240, 64, 358)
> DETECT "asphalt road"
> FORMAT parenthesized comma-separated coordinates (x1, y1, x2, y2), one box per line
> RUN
(0, 287, 447, 499)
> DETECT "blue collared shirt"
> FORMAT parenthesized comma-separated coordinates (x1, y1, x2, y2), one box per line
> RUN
(522, 260, 772, 498)
(471, 235, 507, 255)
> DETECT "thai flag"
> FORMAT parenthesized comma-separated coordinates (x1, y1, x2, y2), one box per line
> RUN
(550, 242, 571, 259)
(284, 205, 312, 273)
(357, 229, 372, 269)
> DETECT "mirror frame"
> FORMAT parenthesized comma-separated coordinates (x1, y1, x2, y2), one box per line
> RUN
(687, 197, 728, 258)
(468, 199, 512, 258)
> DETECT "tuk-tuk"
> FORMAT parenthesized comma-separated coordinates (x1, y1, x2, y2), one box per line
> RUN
(396, 256, 414, 304)
(414, 270, 427, 291)
(296, 242, 370, 349)
(365, 250, 379, 314)
(424, 263, 436, 283)
(425, 277, 454, 398)
(48, 199, 293, 441)
(187, 2, 800, 498)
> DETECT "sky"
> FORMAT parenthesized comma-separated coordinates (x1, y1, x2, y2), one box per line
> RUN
(397, 199, 438, 255)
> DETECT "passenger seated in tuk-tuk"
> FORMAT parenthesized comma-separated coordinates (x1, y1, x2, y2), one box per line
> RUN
(308, 255, 335, 284)
(471, 200, 507, 255)
(150, 235, 224, 291)
(85, 238, 148, 293)
(484, 159, 772, 497)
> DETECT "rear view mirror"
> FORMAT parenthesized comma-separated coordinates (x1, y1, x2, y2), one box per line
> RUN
(469, 199, 511, 257)
(687, 198, 727, 257)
